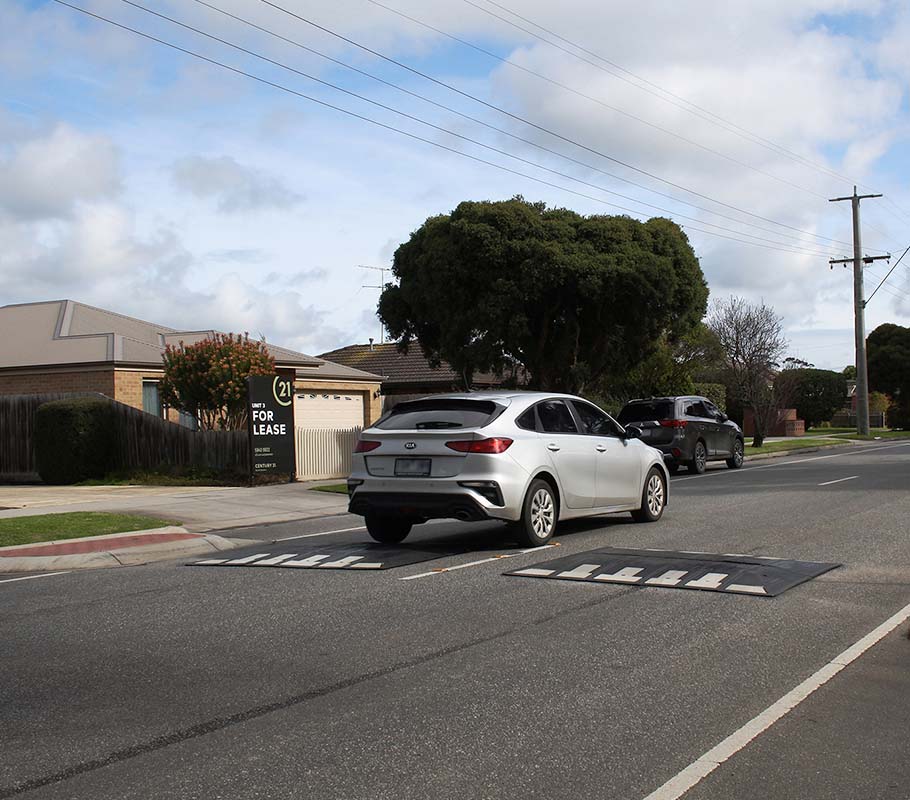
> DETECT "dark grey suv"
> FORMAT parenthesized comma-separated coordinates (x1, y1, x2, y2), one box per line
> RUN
(617, 396, 744, 474)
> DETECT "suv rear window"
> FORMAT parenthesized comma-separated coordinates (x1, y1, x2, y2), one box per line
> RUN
(375, 399, 500, 430)
(618, 400, 674, 424)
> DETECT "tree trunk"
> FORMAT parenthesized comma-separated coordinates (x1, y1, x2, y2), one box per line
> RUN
(752, 432, 765, 447)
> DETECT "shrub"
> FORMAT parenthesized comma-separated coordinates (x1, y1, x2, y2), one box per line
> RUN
(35, 398, 117, 484)
(693, 382, 727, 412)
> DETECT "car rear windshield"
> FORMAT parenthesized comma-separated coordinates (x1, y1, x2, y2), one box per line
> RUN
(375, 399, 500, 430)
(618, 400, 674, 424)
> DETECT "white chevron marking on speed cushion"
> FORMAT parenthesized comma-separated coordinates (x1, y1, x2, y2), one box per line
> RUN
(593, 567, 644, 583)
(557, 563, 602, 579)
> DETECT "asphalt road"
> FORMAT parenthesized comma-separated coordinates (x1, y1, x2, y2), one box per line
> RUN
(2, 442, 909, 799)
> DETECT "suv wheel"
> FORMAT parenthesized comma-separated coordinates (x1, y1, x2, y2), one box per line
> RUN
(631, 468, 667, 523)
(727, 438, 744, 469)
(515, 479, 557, 547)
(688, 440, 707, 474)
(365, 515, 412, 544)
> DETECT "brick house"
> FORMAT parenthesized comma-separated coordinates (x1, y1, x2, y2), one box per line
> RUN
(0, 300, 383, 431)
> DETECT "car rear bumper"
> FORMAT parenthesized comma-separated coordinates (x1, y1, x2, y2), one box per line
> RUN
(348, 492, 491, 522)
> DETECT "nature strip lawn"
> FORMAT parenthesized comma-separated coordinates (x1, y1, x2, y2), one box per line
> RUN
(0, 512, 180, 548)
(310, 483, 349, 494)
(745, 438, 846, 456)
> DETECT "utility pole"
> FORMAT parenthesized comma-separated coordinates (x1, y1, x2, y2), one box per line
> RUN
(829, 187, 889, 436)
(357, 265, 391, 344)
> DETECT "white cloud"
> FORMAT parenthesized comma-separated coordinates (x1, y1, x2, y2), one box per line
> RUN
(171, 155, 302, 213)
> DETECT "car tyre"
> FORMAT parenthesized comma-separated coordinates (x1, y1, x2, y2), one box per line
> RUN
(688, 440, 707, 474)
(515, 479, 557, 547)
(365, 514, 412, 544)
(726, 438, 744, 469)
(631, 468, 667, 523)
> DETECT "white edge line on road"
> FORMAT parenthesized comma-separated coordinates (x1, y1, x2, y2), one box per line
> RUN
(0, 571, 71, 585)
(641, 599, 910, 800)
(672, 441, 910, 483)
(818, 475, 859, 486)
(399, 544, 557, 581)
(274, 526, 366, 542)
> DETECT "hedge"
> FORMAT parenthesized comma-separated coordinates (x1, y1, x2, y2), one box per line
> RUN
(35, 398, 117, 484)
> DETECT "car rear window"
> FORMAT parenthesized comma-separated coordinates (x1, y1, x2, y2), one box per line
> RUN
(375, 399, 500, 430)
(618, 400, 674, 424)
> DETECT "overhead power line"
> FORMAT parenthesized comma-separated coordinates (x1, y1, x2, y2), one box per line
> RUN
(866, 245, 910, 305)
(184, 0, 846, 253)
(361, 0, 901, 252)
(461, 0, 883, 194)
(261, 0, 871, 252)
(51, 0, 840, 260)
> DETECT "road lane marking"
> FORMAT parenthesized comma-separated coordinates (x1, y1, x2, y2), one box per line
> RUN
(274, 526, 366, 542)
(0, 571, 71, 585)
(818, 475, 858, 486)
(640, 599, 910, 800)
(399, 544, 556, 581)
(672, 441, 910, 483)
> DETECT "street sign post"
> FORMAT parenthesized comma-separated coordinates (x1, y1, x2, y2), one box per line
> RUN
(247, 375, 295, 478)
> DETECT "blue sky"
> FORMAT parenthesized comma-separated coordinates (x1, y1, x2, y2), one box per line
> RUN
(2, 0, 909, 369)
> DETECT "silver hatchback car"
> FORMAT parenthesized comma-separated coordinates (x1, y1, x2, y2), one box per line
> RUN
(348, 392, 670, 546)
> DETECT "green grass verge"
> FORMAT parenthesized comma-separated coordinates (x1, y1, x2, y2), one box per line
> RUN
(0, 512, 181, 548)
(804, 427, 888, 437)
(828, 430, 910, 441)
(745, 438, 845, 456)
(309, 483, 349, 494)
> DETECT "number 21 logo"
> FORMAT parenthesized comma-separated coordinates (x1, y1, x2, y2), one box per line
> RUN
(272, 376, 293, 407)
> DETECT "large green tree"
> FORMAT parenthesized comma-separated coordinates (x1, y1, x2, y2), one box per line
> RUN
(378, 198, 708, 393)
(786, 368, 846, 428)
(867, 323, 910, 427)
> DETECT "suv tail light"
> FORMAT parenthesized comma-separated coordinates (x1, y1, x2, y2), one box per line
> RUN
(354, 439, 381, 453)
(660, 419, 688, 428)
(445, 437, 513, 454)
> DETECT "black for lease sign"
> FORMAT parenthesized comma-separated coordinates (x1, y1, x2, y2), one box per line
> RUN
(248, 375, 295, 475)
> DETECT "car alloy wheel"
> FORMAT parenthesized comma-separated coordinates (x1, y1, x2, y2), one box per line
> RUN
(631, 468, 666, 523)
(646, 472, 665, 516)
(531, 488, 555, 538)
(690, 441, 707, 474)
(727, 438, 744, 469)
(516, 479, 558, 547)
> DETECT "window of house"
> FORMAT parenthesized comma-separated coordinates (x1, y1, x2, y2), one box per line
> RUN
(142, 380, 162, 417)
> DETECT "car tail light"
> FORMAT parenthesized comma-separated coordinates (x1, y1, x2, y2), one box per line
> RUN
(445, 437, 513, 454)
(354, 439, 381, 453)
(660, 419, 688, 428)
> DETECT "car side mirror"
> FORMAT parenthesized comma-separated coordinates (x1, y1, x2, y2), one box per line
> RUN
(717, 413, 728, 422)
(624, 425, 643, 439)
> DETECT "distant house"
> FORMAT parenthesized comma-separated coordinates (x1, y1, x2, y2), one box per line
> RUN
(318, 342, 521, 408)
(0, 300, 383, 432)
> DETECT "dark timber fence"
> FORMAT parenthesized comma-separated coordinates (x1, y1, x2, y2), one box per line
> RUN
(0, 393, 249, 482)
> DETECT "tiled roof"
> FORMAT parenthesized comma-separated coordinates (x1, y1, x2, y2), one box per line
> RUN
(0, 300, 381, 382)
(317, 343, 512, 388)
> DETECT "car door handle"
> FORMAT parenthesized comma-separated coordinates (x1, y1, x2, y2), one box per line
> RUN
(595, 445, 607, 452)
(547, 443, 560, 451)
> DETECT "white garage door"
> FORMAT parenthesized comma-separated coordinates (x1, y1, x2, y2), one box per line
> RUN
(294, 392, 364, 480)
(295, 392, 364, 429)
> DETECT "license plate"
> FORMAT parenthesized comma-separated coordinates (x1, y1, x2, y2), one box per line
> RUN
(394, 458, 431, 477)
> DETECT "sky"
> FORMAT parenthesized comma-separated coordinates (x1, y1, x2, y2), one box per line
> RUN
(2, 0, 909, 370)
